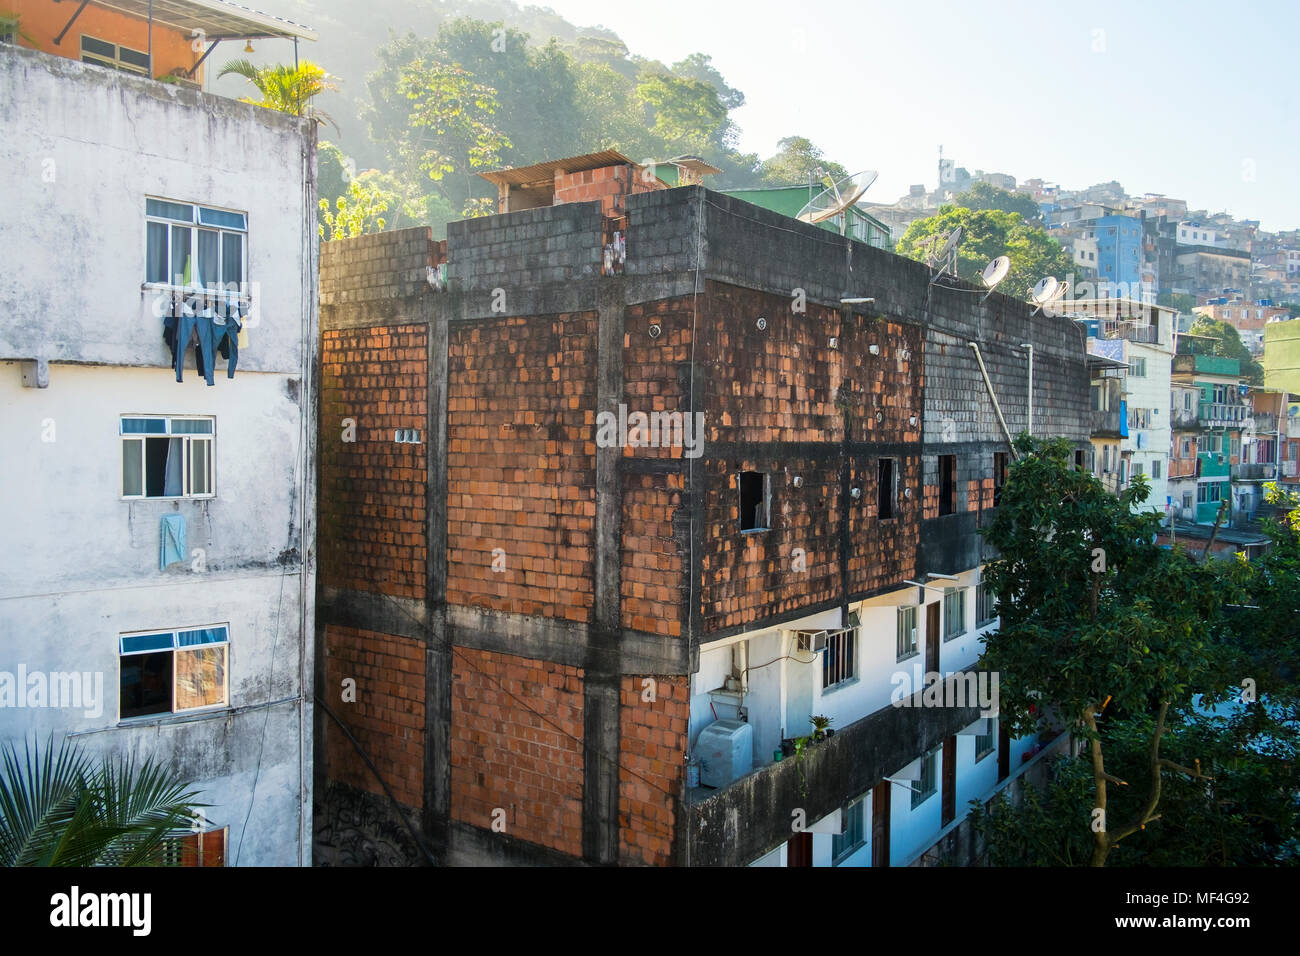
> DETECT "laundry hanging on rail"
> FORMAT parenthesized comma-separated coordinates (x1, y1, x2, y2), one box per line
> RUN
(161, 291, 247, 384)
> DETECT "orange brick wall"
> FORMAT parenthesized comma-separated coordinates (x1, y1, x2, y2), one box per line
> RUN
(552, 163, 663, 218)
(446, 314, 597, 620)
(320, 324, 428, 599)
(449, 648, 585, 856)
(619, 675, 688, 866)
(323, 625, 426, 809)
(621, 472, 686, 636)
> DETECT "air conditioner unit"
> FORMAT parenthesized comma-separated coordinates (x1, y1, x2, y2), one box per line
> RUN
(796, 630, 829, 654)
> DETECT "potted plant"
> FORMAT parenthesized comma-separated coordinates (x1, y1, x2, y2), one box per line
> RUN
(809, 714, 834, 741)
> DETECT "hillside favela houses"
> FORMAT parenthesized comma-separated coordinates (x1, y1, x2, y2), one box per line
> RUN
(0, 0, 319, 864)
(314, 150, 1095, 867)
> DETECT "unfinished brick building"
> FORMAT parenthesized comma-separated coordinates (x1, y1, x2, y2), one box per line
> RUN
(314, 152, 1092, 867)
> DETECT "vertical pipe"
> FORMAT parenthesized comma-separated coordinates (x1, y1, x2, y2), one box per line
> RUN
(147, 0, 153, 76)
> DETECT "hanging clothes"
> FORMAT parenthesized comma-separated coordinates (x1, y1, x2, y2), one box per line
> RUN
(160, 514, 187, 570)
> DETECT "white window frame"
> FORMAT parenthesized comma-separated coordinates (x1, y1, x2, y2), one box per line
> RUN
(896, 605, 919, 661)
(911, 747, 939, 810)
(943, 586, 968, 641)
(120, 415, 216, 500)
(975, 574, 997, 628)
(821, 626, 857, 691)
(832, 796, 867, 865)
(144, 197, 249, 298)
(118, 624, 230, 720)
(974, 718, 996, 762)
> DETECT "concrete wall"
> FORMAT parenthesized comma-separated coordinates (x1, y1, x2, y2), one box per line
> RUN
(0, 46, 316, 865)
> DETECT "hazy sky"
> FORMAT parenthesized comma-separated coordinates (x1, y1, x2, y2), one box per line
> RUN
(533, 0, 1299, 231)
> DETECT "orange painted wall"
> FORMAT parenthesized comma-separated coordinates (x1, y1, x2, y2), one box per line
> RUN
(9, 1, 202, 81)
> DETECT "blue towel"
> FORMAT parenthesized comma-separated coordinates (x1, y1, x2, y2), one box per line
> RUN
(160, 514, 187, 570)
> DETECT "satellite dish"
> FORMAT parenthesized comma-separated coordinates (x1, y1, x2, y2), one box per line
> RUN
(927, 226, 963, 287)
(980, 256, 1011, 301)
(796, 170, 878, 235)
(1029, 276, 1062, 316)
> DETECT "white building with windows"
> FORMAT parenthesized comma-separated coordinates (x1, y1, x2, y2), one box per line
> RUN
(0, 6, 317, 866)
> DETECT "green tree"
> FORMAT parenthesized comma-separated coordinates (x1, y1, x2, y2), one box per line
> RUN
(757, 136, 848, 186)
(319, 177, 391, 241)
(952, 181, 1041, 223)
(896, 206, 1074, 300)
(979, 434, 1228, 866)
(1187, 315, 1264, 385)
(635, 70, 732, 156)
(217, 59, 336, 125)
(1158, 291, 1197, 314)
(0, 737, 204, 866)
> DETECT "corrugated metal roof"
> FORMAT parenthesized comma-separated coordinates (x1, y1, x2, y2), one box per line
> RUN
(87, 0, 316, 41)
(478, 150, 640, 188)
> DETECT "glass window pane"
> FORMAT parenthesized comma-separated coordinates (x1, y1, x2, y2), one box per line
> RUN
(146, 222, 169, 283)
(81, 36, 115, 58)
(197, 229, 219, 289)
(221, 232, 244, 286)
(170, 226, 192, 286)
(190, 439, 210, 495)
(122, 439, 143, 496)
(176, 626, 228, 647)
(120, 632, 176, 655)
(199, 207, 247, 230)
(147, 199, 194, 222)
(170, 419, 213, 434)
(174, 645, 227, 710)
(119, 46, 149, 70)
(121, 417, 167, 435)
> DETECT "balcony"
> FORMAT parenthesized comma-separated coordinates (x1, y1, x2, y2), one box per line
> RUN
(1231, 462, 1277, 481)
(1253, 413, 1278, 433)
(1168, 457, 1198, 478)
(1288, 419, 1300, 440)
(1171, 407, 1199, 429)
(1090, 408, 1124, 437)
(1199, 403, 1249, 426)
(1284, 460, 1298, 478)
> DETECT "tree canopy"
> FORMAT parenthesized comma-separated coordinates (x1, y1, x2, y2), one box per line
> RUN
(896, 206, 1074, 300)
(1187, 315, 1264, 385)
(951, 181, 1042, 223)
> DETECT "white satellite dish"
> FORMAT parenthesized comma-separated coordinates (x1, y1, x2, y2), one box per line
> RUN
(1029, 276, 1069, 316)
(980, 256, 1011, 301)
(797, 170, 878, 235)
(927, 226, 963, 287)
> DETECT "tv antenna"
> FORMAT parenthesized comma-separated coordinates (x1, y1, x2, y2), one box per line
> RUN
(980, 255, 1010, 301)
(796, 169, 878, 237)
(927, 226, 962, 287)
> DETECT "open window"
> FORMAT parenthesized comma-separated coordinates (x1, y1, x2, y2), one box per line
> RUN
(993, 452, 1009, 505)
(738, 471, 769, 532)
(877, 457, 897, 519)
(121, 416, 214, 498)
(119, 625, 229, 719)
(938, 455, 956, 515)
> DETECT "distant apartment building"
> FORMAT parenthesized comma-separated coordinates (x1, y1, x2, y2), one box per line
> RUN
(1168, 383, 1202, 522)
(1093, 215, 1144, 297)
(1074, 301, 1175, 512)
(1171, 354, 1248, 524)
(1194, 297, 1288, 355)
(313, 150, 1093, 867)
(0, 1, 318, 865)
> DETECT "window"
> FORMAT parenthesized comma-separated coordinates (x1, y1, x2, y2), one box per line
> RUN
(832, 797, 866, 864)
(1183, 492, 1193, 509)
(911, 747, 938, 809)
(975, 575, 997, 628)
(102, 827, 228, 866)
(120, 416, 214, 498)
(1152, 459, 1162, 479)
(943, 586, 967, 641)
(938, 455, 955, 516)
(119, 626, 229, 719)
(1130, 357, 1147, 377)
(1133, 462, 1144, 479)
(993, 452, 1009, 506)
(81, 35, 149, 75)
(146, 199, 247, 292)
(896, 606, 918, 661)
(1181, 438, 1191, 457)
(877, 457, 897, 519)
(822, 627, 856, 690)
(974, 719, 996, 762)
(1231, 437, 1240, 459)
(738, 471, 769, 532)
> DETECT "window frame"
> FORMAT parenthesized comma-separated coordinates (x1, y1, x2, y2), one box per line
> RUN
(911, 747, 939, 810)
(81, 34, 149, 75)
(896, 605, 919, 662)
(974, 719, 996, 762)
(120, 415, 216, 500)
(975, 574, 997, 629)
(877, 456, 898, 520)
(144, 197, 249, 297)
(943, 586, 968, 641)
(821, 626, 857, 691)
(118, 624, 230, 721)
(938, 454, 956, 516)
(831, 796, 867, 865)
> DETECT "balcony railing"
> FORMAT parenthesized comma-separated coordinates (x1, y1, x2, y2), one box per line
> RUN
(1231, 462, 1277, 481)
(1168, 458, 1198, 478)
(1288, 419, 1300, 440)
(1171, 408, 1199, 429)
(1199, 402, 1249, 425)
(1284, 460, 1298, 478)
(1253, 413, 1278, 433)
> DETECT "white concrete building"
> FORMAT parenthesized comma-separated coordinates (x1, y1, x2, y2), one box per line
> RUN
(0, 6, 317, 866)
